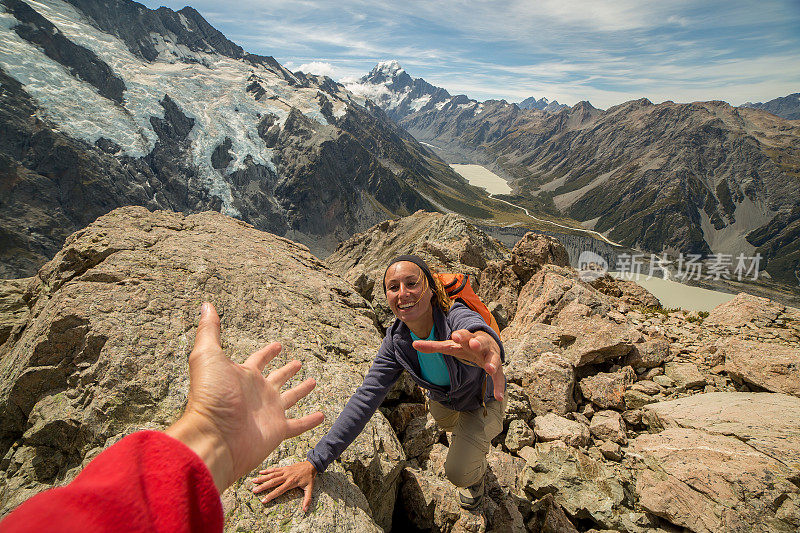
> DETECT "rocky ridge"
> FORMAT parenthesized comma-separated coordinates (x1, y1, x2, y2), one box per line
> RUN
(1, 207, 799, 533)
(741, 92, 800, 120)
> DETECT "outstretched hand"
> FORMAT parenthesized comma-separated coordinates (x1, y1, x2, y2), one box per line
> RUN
(413, 329, 505, 401)
(166, 302, 325, 492)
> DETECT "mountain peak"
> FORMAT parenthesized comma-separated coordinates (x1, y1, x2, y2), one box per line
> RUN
(373, 60, 405, 77)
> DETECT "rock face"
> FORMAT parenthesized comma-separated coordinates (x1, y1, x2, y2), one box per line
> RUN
(4, 206, 800, 533)
(632, 392, 800, 533)
(643, 392, 800, 471)
(0, 207, 399, 531)
(720, 338, 800, 396)
(705, 292, 786, 328)
(631, 428, 799, 533)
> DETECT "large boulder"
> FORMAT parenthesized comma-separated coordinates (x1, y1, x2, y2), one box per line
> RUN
(579, 367, 636, 410)
(533, 413, 589, 447)
(720, 338, 800, 397)
(520, 441, 628, 530)
(589, 410, 627, 445)
(503, 266, 641, 368)
(506, 351, 576, 416)
(642, 392, 800, 470)
(324, 211, 509, 326)
(624, 337, 670, 369)
(630, 428, 799, 532)
(479, 233, 570, 327)
(509, 232, 570, 286)
(705, 292, 784, 328)
(0, 207, 402, 531)
(589, 274, 661, 308)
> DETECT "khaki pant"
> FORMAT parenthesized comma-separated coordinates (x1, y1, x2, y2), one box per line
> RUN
(428, 395, 508, 488)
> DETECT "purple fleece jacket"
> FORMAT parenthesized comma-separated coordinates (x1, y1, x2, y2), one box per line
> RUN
(307, 302, 505, 473)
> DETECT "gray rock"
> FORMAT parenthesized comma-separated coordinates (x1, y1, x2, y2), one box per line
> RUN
(621, 409, 643, 427)
(526, 493, 580, 533)
(631, 380, 661, 396)
(625, 337, 670, 369)
(505, 419, 535, 453)
(521, 441, 627, 529)
(705, 293, 784, 328)
(664, 362, 706, 389)
(504, 382, 533, 423)
(402, 413, 442, 460)
(533, 413, 590, 448)
(0, 207, 399, 530)
(652, 375, 674, 388)
(403, 444, 527, 532)
(642, 392, 800, 470)
(598, 441, 623, 462)
(507, 351, 576, 416)
(624, 390, 658, 410)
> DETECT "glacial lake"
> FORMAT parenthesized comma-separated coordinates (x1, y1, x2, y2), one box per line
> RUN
(450, 164, 512, 195)
(610, 272, 736, 311)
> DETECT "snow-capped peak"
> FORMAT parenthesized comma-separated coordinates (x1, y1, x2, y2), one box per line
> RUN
(373, 60, 404, 77)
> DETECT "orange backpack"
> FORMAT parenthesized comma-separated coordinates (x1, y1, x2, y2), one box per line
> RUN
(436, 273, 500, 335)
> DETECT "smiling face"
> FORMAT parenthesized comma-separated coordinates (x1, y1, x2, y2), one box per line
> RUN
(384, 261, 434, 329)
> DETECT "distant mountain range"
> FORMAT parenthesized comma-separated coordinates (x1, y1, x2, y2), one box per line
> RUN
(741, 93, 800, 120)
(0, 0, 496, 278)
(354, 62, 800, 285)
(345, 61, 571, 123)
(517, 96, 568, 113)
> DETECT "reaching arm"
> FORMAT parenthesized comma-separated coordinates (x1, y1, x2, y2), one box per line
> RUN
(252, 333, 403, 511)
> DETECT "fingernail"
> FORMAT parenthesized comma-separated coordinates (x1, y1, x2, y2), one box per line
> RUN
(200, 302, 209, 317)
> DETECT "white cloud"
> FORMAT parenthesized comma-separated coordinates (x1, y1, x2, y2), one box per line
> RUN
(139, 0, 800, 109)
(294, 61, 337, 77)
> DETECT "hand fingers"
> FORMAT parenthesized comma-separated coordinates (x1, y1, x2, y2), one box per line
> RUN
(253, 476, 284, 494)
(484, 349, 502, 376)
(302, 479, 314, 513)
(450, 329, 471, 345)
(412, 339, 459, 354)
(285, 411, 325, 439)
(193, 302, 221, 354)
(281, 378, 317, 409)
(244, 342, 282, 372)
(252, 471, 281, 485)
(262, 481, 297, 504)
(267, 360, 302, 388)
(492, 367, 506, 401)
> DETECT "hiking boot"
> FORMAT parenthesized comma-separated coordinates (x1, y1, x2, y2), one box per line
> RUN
(458, 477, 484, 510)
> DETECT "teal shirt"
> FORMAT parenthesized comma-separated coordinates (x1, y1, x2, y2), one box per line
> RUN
(410, 326, 451, 387)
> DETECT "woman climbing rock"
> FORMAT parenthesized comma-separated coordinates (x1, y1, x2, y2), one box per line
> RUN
(252, 254, 506, 511)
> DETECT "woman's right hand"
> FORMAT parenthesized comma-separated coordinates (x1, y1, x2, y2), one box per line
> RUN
(251, 460, 317, 512)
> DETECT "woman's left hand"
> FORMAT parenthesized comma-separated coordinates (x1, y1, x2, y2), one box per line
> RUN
(413, 329, 505, 401)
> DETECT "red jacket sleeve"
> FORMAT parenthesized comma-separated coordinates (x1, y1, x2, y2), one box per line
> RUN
(0, 430, 223, 533)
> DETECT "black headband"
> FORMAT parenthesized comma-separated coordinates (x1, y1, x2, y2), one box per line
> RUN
(383, 254, 436, 294)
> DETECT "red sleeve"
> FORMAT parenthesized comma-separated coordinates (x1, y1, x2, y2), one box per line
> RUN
(0, 431, 223, 533)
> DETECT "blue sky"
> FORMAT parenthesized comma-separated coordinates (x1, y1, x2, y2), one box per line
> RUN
(139, 0, 800, 109)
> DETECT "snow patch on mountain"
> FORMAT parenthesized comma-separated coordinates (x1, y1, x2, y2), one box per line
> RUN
(1, 0, 349, 216)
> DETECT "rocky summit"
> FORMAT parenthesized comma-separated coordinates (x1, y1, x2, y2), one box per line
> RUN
(2, 207, 800, 533)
